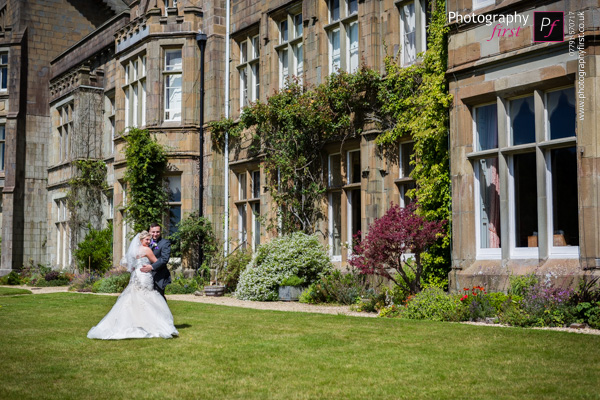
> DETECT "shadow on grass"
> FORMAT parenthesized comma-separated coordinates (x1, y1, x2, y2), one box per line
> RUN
(175, 323, 192, 329)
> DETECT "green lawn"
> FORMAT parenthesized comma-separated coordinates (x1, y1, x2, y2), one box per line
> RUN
(0, 286, 32, 296)
(1, 293, 599, 400)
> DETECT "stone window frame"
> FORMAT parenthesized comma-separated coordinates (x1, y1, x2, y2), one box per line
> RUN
(54, 99, 74, 165)
(468, 87, 579, 261)
(0, 51, 7, 91)
(396, 140, 416, 208)
(122, 52, 147, 131)
(54, 197, 70, 268)
(325, 0, 359, 74)
(237, 33, 260, 109)
(395, 0, 427, 67)
(163, 47, 183, 122)
(327, 153, 343, 261)
(274, 5, 304, 88)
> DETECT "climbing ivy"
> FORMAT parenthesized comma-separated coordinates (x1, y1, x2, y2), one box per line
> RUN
(122, 128, 170, 234)
(67, 159, 111, 270)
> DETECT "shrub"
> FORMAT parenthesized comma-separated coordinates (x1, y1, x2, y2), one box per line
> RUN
(280, 275, 306, 287)
(393, 287, 463, 321)
(508, 273, 538, 297)
(459, 286, 496, 321)
(169, 212, 217, 270)
(92, 272, 131, 293)
(69, 272, 100, 292)
(0, 271, 23, 285)
(73, 223, 113, 273)
(165, 274, 204, 295)
(235, 232, 332, 301)
(349, 203, 445, 295)
(299, 269, 370, 305)
(217, 247, 252, 293)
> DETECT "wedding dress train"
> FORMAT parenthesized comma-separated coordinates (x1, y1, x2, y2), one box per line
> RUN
(87, 256, 179, 340)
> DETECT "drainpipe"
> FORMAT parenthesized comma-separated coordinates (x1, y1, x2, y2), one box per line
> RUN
(223, 0, 231, 260)
(196, 31, 207, 270)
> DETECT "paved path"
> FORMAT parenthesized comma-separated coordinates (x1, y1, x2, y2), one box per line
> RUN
(5, 285, 600, 334)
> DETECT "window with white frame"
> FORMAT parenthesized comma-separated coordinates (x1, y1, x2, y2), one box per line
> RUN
(167, 175, 182, 235)
(123, 53, 146, 129)
(107, 190, 114, 221)
(397, 141, 416, 207)
(56, 102, 73, 164)
(55, 198, 69, 268)
(327, 0, 359, 74)
(398, 0, 426, 66)
(105, 93, 115, 156)
(164, 49, 182, 121)
(276, 9, 304, 88)
(0, 52, 6, 91)
(328, 153, 343, 260)
(252, 202, 261, 252)
(470, 87, 578, 260)
(238, 34, 260, 108)
(0, 123, 5, 171)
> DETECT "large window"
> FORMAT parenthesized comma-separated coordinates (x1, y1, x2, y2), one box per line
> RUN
(123, 53, 146, 129)
(56, 102, 73, 164)
(276, 10, 303, 88)
(55, 198, 70, 268)
(398, 0, 426, 66)
(167, 175, 182, 235)
(328, 154, 343, 260)
(471, 88, 579, 260)
(238, 35, 260, 108)
(326, 0, 359, 74)
(345, 149, 361, 251)
(397, 141, 416, 207)
(234, 170, 261, 251)
(164, 49, 182, 122)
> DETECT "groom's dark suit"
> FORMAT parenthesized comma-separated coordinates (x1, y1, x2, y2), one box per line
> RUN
(150, 237, 171, 298)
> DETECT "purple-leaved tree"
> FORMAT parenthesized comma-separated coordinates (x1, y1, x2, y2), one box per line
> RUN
(348, 203, 445, 294)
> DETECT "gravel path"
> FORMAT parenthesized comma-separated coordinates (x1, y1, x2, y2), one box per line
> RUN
(5, 285, 600, 334)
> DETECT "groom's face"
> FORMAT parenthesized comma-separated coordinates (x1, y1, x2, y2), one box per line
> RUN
(149, 226, 161, 241)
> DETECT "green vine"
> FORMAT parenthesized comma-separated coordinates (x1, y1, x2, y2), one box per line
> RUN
(67, 159, 111, 270)
(123, 128, 170, 234)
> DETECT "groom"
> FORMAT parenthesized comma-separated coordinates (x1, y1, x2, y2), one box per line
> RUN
(140, 223, 171, 299)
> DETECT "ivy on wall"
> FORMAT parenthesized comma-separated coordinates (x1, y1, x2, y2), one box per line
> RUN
(211, 2, 451, 273)
(123, 128, 170, 234)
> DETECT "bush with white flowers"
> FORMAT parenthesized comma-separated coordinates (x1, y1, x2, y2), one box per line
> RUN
(235, 232, 333, 301)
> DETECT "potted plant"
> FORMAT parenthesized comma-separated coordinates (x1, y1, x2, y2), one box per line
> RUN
(278, 275, 306, 301)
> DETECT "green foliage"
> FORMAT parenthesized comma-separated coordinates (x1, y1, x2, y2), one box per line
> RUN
(280, 275, 305, 287)
(508, 274, 539, 297)
(123, 128, 170, 234)
(169, 212, 217, 270)
(0, 271, 23, 286)
(68, 272, 100, 292)
(92, 272, 131, 293)
(299, 269, 371, 305)
(73, 223, 113, 273)
(235, 232, 333, 301)
(385, 287, 463, 321)
(165, 274, 205, 295)
(217, 247, 253, 293)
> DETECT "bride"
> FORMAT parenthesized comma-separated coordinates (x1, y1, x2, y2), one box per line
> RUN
(87, 231, 179, 339)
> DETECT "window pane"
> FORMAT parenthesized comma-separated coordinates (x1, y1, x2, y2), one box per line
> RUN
(548, 88, 576, 140)
(348, 151, 360, 184)
(295, 43, 303, 76)
(330, 0, 340, 21)
(348, 22, 359, 73)
(252, 63, 259, 101)
(331, 29, 341, 72)
(478, 157, 501, 248)
(240, 69, 248, 107)
(168, 176, 182, 202)
(166, 50, 182, 71)
(511, 96, 535, 145)
(513, 152, 538, 247)
(252, 170, 260, 199)
(238, 204, 247, 247)
(330, 191, 342, 256)
(349, 189, 361, 240)
(239, 173, 246, 200)
(348, 0, 358, 14)
(400, 142, 414, 178)
(551, 147, 578, 246)
(0, 54, 7, 64)
(401, 2, 416, 64)
(1, 66, 6, 89)
(294, 14, 303, 37)
(252, 203, 260, 249)
(329, 154, 342, 187)
(280, 20, 288, 43)
(240, 41, 247, 63)
(475, 104, 498, 151)
(0, 141, 4, 170)
(280, 49, 289, 81)
(165, 75, 182, 120)
(252, 36, 260, 59)
(169, 205, 181, 235)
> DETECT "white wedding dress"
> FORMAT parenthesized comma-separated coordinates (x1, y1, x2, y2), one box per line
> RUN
(87, 239, 179, 340)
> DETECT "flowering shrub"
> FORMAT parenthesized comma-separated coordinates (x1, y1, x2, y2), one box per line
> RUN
(349, 203, 445, 294)
(459, 286, 495, 321)
(381, 287, 463, 321)
(235, 232, 332, 301)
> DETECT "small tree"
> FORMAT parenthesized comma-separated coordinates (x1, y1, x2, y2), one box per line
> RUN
(349, 203, 445, 294)
(73, 223, 113, 273)
(169, 212, 217, 271)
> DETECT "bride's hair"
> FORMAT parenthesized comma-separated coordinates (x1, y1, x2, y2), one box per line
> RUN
(139, 231, 151, 240)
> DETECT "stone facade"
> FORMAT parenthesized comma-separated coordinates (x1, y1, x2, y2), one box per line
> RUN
(446, 0, 600, 291)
